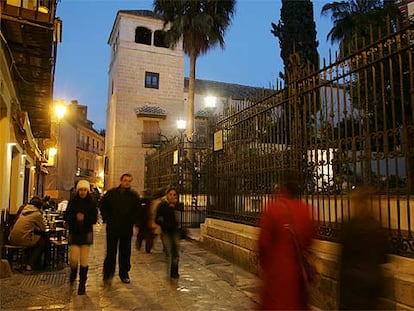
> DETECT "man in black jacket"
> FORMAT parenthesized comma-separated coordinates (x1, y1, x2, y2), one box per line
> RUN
(100, 173, 141, 284)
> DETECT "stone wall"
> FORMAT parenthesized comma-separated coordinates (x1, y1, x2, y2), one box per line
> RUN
(200, 218, 414, 310)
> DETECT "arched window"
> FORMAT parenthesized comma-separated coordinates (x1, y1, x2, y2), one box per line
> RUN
(154, 30, 168, 48)
(135, 27, 151, 45)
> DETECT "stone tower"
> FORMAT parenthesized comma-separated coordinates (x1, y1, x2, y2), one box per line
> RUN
(106, 10, 185, 191)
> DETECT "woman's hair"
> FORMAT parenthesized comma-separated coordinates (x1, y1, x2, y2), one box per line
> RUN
(278, 170, 302, 198)
(29, 196, 43, 209)
(165, 186, 178, 195)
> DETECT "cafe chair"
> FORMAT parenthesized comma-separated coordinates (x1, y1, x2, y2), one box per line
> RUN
(2, 244, 27, 271)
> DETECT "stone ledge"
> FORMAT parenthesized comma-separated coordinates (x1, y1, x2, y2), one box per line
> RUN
(205, 225, 259, 252)
(202, 234, 259, 274)
(201, 218, 414, 311)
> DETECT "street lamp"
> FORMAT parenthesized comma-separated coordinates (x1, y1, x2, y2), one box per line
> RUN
(55, 103, 66, 121)
(205, 95, 217, 111)
(176, 118, 187, 145)
(176, 119, 187, 133)
(49, 147, 57, 156)
(204, 96, 216, 149)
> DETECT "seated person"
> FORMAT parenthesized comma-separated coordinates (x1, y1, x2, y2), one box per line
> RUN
(9, 196, 47, 270)
(42, 195, 52, 211)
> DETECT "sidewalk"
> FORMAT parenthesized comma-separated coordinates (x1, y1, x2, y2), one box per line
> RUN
(0, 223, 260, 310)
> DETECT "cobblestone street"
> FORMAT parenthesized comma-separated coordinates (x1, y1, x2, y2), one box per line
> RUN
(0, 224, 260, 310)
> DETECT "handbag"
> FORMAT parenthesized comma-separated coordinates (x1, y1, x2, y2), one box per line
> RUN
(281, 201, 316, 284)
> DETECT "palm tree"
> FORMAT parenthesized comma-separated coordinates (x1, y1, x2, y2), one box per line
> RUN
(321, 0, 401, 52)
(153, 0, 236, 144)
(322, 0, 411, 187)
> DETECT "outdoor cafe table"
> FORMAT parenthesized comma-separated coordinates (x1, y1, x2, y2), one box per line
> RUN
(43, 227, 68, 270)
(45, 212, 62, 221)
(53, 219, 65, 228)
(45, 227, 67, 240)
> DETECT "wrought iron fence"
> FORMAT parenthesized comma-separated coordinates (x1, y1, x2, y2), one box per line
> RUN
(145, 22, 413, 257)
(207, 23, 413, 257)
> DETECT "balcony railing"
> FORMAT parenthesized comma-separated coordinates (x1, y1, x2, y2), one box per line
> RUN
(77, 142, 90, 151)
(76, 168, 94, 177)
(1, 0, 56, 23)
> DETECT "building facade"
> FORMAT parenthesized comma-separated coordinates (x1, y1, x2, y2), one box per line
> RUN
(0, 0, 61, 215)
(106, 10, 266, 192)
(44, 100, 105, 200)
(72, 101, 105, 193)
(397, 0, 414, 21)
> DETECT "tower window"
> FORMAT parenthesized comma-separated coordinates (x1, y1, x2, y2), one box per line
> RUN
(145, 72, 159, 89)
(135, 27, 151, 45)
(154, 30, 168, 48)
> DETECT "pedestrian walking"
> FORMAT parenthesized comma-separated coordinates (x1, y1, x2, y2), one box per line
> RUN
(9, 196, 47, 271)
(135, 190, 155, 253)
(150, 188, 167, 254)
(63, 179, 98, 295)
(339, 185, 388, 310)
(100, 173, 141, 284)
(155, 186, 180, 279)
(258, 171, 314, 310)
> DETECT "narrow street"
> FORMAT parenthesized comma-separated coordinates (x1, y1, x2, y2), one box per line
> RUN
(0, 224, 260, 310)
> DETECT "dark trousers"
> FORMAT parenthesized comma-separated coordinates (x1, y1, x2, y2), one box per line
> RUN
(103, 232, 132, 279)
(28, 236, 46, 269)
(162, 231, 179, 277)
(136, 226, 155, 253)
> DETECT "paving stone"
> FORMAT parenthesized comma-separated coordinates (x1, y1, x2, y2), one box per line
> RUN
(0, 223, 260, 310)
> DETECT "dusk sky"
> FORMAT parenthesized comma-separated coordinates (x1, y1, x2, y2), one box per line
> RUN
(54, 0, 338, 130)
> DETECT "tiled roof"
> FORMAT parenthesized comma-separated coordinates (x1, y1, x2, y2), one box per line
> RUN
(185, 78, 268, 100)
(136, 105, 167, 119)
(195, 110, 210, 118)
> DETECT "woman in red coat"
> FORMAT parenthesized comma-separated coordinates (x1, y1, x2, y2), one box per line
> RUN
(258, 172, 314, 310)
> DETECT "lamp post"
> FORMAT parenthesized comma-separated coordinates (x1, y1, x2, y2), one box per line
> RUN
(176, 119, 187, 231)
(176, 119, 186, 189)
(53, 100, 66, 196)
(204, 96, 216, 213)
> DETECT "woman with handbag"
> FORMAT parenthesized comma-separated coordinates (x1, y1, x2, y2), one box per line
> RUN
(258, 171, 314, 310)
(64, 180, 98, 295)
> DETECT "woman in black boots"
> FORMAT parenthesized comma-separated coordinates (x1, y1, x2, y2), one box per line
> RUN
(64, 180, 98, 295)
